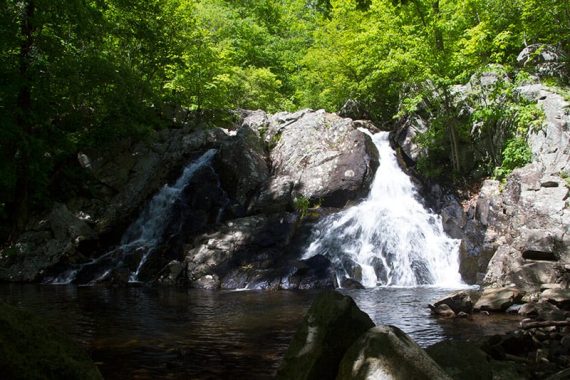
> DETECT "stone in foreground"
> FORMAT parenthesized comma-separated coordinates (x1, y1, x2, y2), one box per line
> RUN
(276, 291, 374, 380)
(0, 302, 102, 380)
(337, 325, 452, 380)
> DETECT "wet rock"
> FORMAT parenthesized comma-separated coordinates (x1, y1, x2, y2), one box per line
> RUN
(506, 304, 524, 314)
(1, 127, 228, 283)
(283, 255, 338, 290)
(340, 278, 365, 289)
(427, 340, 492, 380)
(155, 260, 185, 286)
(429, 304, 456, 318)
(276, 291, 375, 380)
(337, 325, 452, 380)
(0, 204, 96, 282)
(432, 291, 474, 314)
(0, 302, 102, 379)
(474, 287, 525, 312)
(191, 274, 220, 290)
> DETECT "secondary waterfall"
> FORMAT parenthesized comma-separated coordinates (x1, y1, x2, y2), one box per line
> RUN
(303, 132, 462, 288)
(123, 148, 218, 282)
(50, 149, 218, 284)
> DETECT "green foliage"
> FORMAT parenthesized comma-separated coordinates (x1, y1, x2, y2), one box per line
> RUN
(293, 195, 311, 218)
(493, 137, 532, 180)
(560, 171, 570, 189)
(0, 0, 567, 237)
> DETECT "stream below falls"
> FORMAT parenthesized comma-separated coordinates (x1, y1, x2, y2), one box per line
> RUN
(0, 284, 521, 379)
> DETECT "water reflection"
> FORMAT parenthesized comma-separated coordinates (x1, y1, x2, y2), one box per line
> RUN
(0, 285, 520, 379)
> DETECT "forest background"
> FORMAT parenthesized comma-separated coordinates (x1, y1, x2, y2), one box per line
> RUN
(1, 0, 568, 240)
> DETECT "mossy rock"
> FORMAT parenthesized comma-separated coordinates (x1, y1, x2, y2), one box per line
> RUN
(0, 302, 102, 380)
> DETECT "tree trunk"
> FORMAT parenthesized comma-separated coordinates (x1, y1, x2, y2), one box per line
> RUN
(432, 0, 444, 52)
(12, 0, 36, 234)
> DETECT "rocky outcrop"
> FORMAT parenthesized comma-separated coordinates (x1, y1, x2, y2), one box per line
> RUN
(277, 291, 375, 380)
(0, 302, 102, 379)
(0, 127, 228, 282)
(181, 109, 379, 289)
(184, 213, 305, 290)
(263, 109, 379, 207)
(337, 326, 452, 380)
(407, 82, 570, 290)
(1, 107, 379, 287)
(457, 85, 570, 288)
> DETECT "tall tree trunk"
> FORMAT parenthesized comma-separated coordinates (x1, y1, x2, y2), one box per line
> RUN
(13, 0, 36, 234)
(432, 0, 444, 52)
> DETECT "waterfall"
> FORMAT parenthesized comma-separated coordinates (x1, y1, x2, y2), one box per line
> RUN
(303, 131, 462, 288)
(123, 148, 218, 282)
(50, 149, 218, 284)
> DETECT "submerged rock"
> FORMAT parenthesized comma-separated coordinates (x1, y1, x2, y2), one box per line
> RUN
(276, 291, 374, 380)
(337, 325, 452, 380)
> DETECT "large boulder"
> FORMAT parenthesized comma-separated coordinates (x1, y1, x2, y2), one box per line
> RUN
(336, 325, 452, 380)
(276, 291, 375, 380)
(268, 109, 379, 207)
(0, 302, 102, 379)
(185, 213, 298, 289)
(426, 341, 493, 380)
(517, 44, 567, 78)
(214, 124, 269, 211)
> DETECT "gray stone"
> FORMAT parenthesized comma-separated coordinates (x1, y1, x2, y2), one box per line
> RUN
(541, 289, 570, 309)
(270, 110, 379, 207)
(427, 340, 492, 380)
(474, 287, 524, 312)
(276, 291, 375, 380)
(432, 290, 474, 314)
(429, 304, 456, 318)
(337, 325, 452, 380)
(518, 301, 565, 320)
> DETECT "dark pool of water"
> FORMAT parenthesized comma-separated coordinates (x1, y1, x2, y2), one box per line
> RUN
(0, 285, 521, 379)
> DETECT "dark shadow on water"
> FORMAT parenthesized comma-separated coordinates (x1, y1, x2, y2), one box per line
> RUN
(0, 285, 521, 379)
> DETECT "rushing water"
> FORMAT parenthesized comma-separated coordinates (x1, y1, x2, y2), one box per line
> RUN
(49, 149, 218, 285)
(0, 285, 521, 379)
(304, 132, 462, 287)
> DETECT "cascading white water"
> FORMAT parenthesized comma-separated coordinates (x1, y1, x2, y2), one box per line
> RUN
(50, 149, 218, 284)
(124, 149, 218, 281)
(303, 131, 462, 288)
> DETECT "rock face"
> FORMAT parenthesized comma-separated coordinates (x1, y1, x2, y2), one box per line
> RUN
(277, 291, 375, 380)
(1, 109, 378, 288)
(0, 302, 102, 380)
(398, 82, 570, 290)
(337, 325, 451, 380)
(267, 109, 378, 207)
